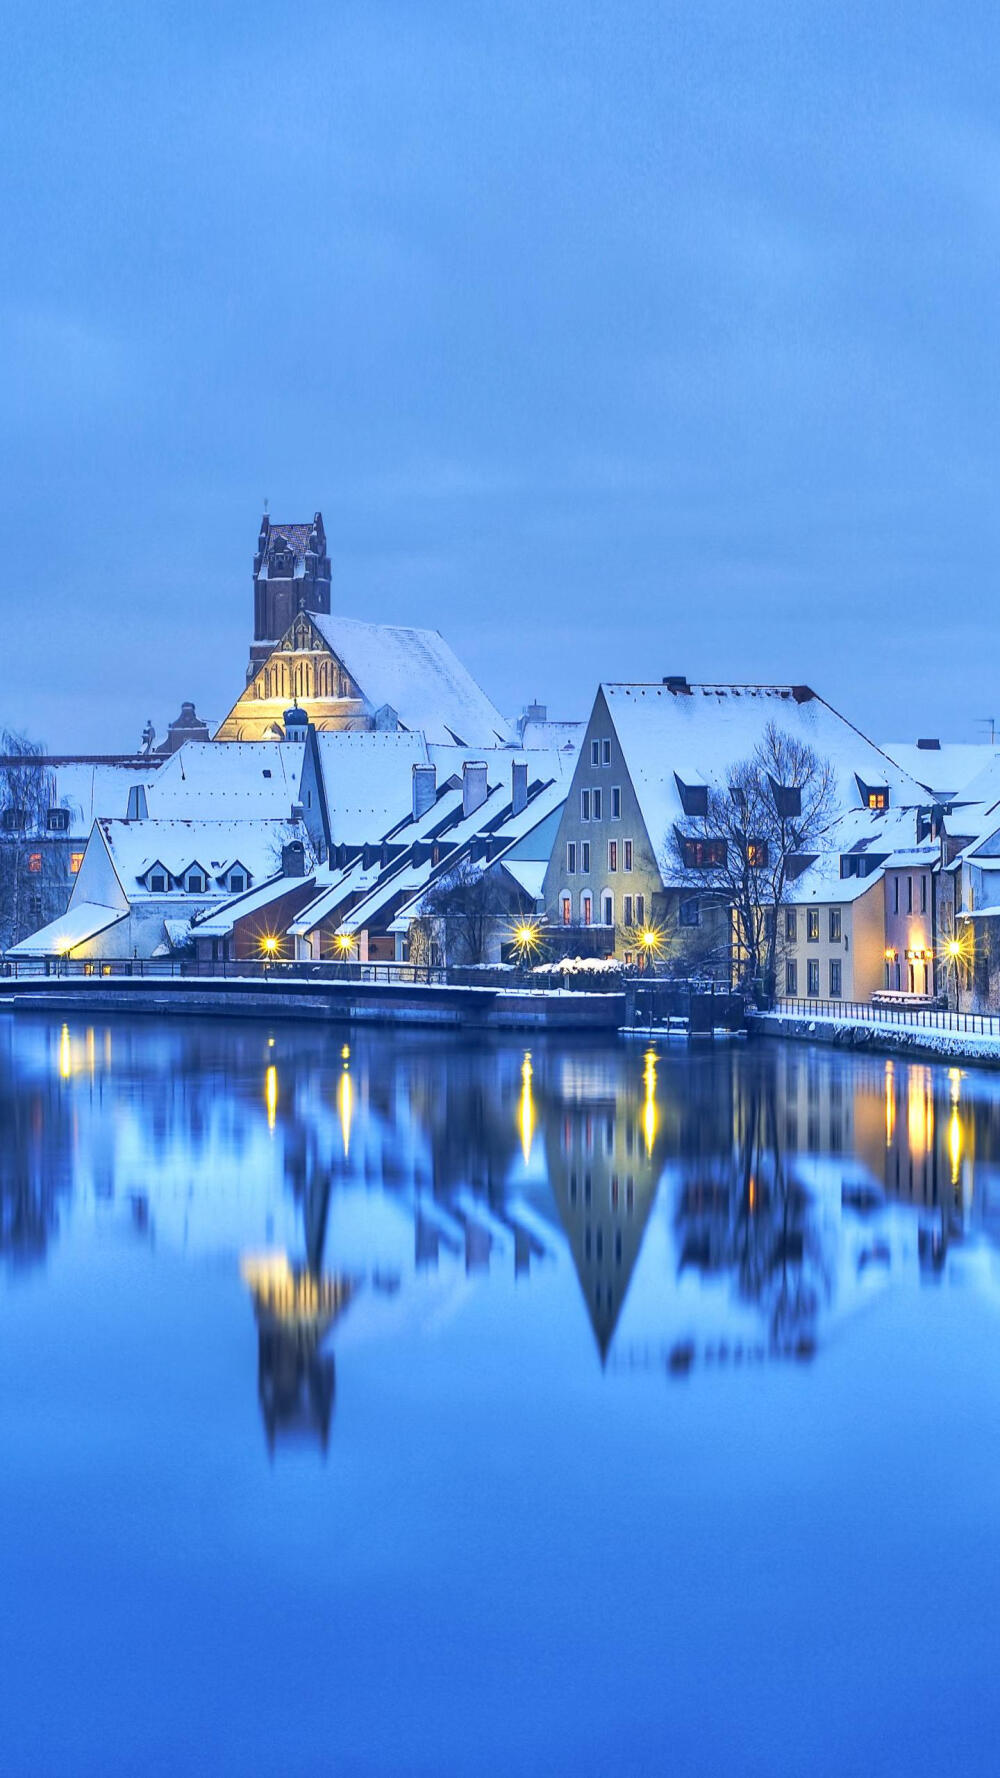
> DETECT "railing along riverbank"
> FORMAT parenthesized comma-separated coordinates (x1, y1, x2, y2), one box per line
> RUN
(773, 997, 1000, 1039)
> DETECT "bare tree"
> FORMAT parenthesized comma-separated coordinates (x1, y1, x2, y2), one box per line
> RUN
(669, 723, 837, 995)
(417, 857, 511, 965)
(0, 730, 60, 951)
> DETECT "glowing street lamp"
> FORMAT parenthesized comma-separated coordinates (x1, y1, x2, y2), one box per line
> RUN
(510, 918, 543, 962)
(334, 931, 354, 957)
(259, 933, 280, 958)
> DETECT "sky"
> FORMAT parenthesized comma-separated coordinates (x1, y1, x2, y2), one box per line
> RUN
(2, 0, 998, 754)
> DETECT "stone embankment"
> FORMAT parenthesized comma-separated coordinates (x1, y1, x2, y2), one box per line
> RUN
(0, 973, 624, 1033)
(752, 1009, 1000, 1068)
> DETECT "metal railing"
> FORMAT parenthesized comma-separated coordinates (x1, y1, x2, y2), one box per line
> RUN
(773, 996, 1000, 1039)
(0, 957, 448, 986)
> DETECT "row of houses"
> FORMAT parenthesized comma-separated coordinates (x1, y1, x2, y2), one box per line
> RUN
(7, 509, 1000, 1007)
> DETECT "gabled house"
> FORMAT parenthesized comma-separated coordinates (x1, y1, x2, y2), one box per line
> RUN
(542, 678, 929, 967)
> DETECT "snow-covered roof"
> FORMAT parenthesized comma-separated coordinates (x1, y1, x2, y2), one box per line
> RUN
(517, 718, 584, 756)
(97, 817, 311, 896)
(6, 900, 127, 956)
(310, 612, 512, 747)
(146, 742, 304, 817)
(784, 858, 886, 905)
(882, 742, 1000, 799)
(315, 730, 429, 843)
(191, 869, 318, 938)
(600, 683, 928, 872)
(501, 859, 547, 900)
(9, 759, 160, 835)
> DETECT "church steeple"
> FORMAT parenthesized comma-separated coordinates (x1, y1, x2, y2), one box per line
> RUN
(248, 511, 331, 681)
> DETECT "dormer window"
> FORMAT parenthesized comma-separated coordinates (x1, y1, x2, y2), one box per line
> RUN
(1, 807, 26, 831)
(857, 777, 889, 811)
(769, 779, 802, 818)
(149, 872, 168, 893)
(47, 807, 70, 831)
(229, 872, 246, 893)
(682, 837, 727, 869)
(674, 776, 709, 818)
(185, 871, 205, 893)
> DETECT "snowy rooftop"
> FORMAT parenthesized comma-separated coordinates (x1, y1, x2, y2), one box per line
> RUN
(310, 612, 512, 748)
(882, 742, 1000, 799)
(315, 731, 429, 842)
(6, 900, 127, 957)
(146, 742, 305, 817)
(96, 816, 312, 893)
(600, 682, 929, 871)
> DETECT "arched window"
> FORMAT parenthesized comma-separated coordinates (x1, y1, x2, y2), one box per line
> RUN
(561, 894, 571, 926)
(602, 893, 613, 926)
(581, 892, 592, 926)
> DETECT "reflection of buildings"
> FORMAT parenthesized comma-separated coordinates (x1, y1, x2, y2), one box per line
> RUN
(242, 1252, 357, 1456)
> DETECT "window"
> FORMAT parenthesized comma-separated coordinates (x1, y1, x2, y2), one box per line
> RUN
(747, 841, 768, 868)
(602, 894, 613, 926)
(868, 790, 888, 811)
(771, 781, 802, 818)
(611, 787, 621, 820)
(623, 839, 633, 871)
(921, 875, 927, 914)
(785, 908, 797, 942)
(602, 739, 611, 766)
(591, 739, 600, 767)
(561, 895, 571, 926)
(893, 877, 899, 914)
(807, 959, 820, 996)
(150, 874, 167, 893)
(675, 778, 709, 817)
(46, 808, 70, 832)
(623, 895, 633, 926)
(230, 873, 246, 893)
(786, 959, 798, 994)
(69, 852, 84, 874)
(1, 807, 26, 831)
(679, 897, 699, 927)
(907, 876, 913, 914)
(592, 788, 602, 820)
(829, 909, 842, 942)
(608, 841, 618, 871)
(582, 893, 592, 926)
(186, 873, 205, 893)
(829, 960, 842, 997)
(581, 789, 591, 821)
(566, 841, 577, 873)
(28, 852, 42, 873)
(682, 838, 726, 869)
(635, 894, 645, 925)
(581, 841, 591, 873)
(807, 910, 819, 942)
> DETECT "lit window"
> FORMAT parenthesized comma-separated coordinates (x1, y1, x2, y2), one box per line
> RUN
(747, 841, 768, 868)
(608, 840, 618, 872)
(682, 838, 726, 869)
(611, 787, 621, 819)
(623, 839, 633, 871)
(582, 893, 592, 926)
(829, 909, 841, 942)
(561, 895, 571, 926)
(807, 909, 819, 942)
(69, 852, 84, 874)
(28, 852, 42, 873)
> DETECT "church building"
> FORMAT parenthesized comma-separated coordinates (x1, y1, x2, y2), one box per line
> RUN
(217, 512, 511, 748)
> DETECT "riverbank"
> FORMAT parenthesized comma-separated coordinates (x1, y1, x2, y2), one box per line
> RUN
(0, 973, 623, 1032)
(752, 1008, 1000, 1068)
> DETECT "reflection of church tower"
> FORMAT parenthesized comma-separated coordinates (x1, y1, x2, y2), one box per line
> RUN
(544, 1058, 664, 1362)
(248, 511, 332, 680)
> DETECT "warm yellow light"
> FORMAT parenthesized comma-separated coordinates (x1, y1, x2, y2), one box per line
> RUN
(510, 918, 543, 960)
(341, 1043, 350, 1061)
(58, 1023, 72, 1080)
(260, 934, 280, 956)
(944, 938, 963, 959)
(338, 1065, 353, 1158)
(884, 947, 897, 962)
(265, 1063, 278, 1131)
(335, 931, 353, 954)
(884, 1059, 895, 1150)
(519, 1051, 535, 1163)
(642, 1046, 658, 1156)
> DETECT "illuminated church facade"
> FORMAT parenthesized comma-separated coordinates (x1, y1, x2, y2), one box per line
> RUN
(217, 511, 511, 748)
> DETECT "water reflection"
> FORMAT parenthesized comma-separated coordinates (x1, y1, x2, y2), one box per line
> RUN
(5, 1013, 1000, 1429)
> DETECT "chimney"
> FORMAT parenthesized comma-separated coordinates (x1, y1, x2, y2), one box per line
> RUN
(290, 801, 304, 821)
(281, 840, 306, 877)
(525, 701, 547, 723)
(412, 762, 437, 821)
(462, 760, 488, 819)
(662, 675, 689, 692)
(126, 783, 148, 820)
(511, 758, 529, 815)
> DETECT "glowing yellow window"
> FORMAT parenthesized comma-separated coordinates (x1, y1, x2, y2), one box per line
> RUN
(28, 852, 42, 873)
(70, 852, 84, 873)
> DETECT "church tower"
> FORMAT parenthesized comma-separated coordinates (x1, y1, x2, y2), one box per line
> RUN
(248, 511, 331, 681)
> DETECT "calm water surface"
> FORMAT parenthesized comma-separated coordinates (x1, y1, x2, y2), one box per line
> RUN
(3, 1012, 1000, 1777)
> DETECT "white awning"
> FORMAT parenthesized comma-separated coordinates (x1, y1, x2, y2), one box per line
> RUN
(6, 901, 127, 957)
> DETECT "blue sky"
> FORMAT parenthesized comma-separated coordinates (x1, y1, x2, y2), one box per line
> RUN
(2, 1, 998, 752)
